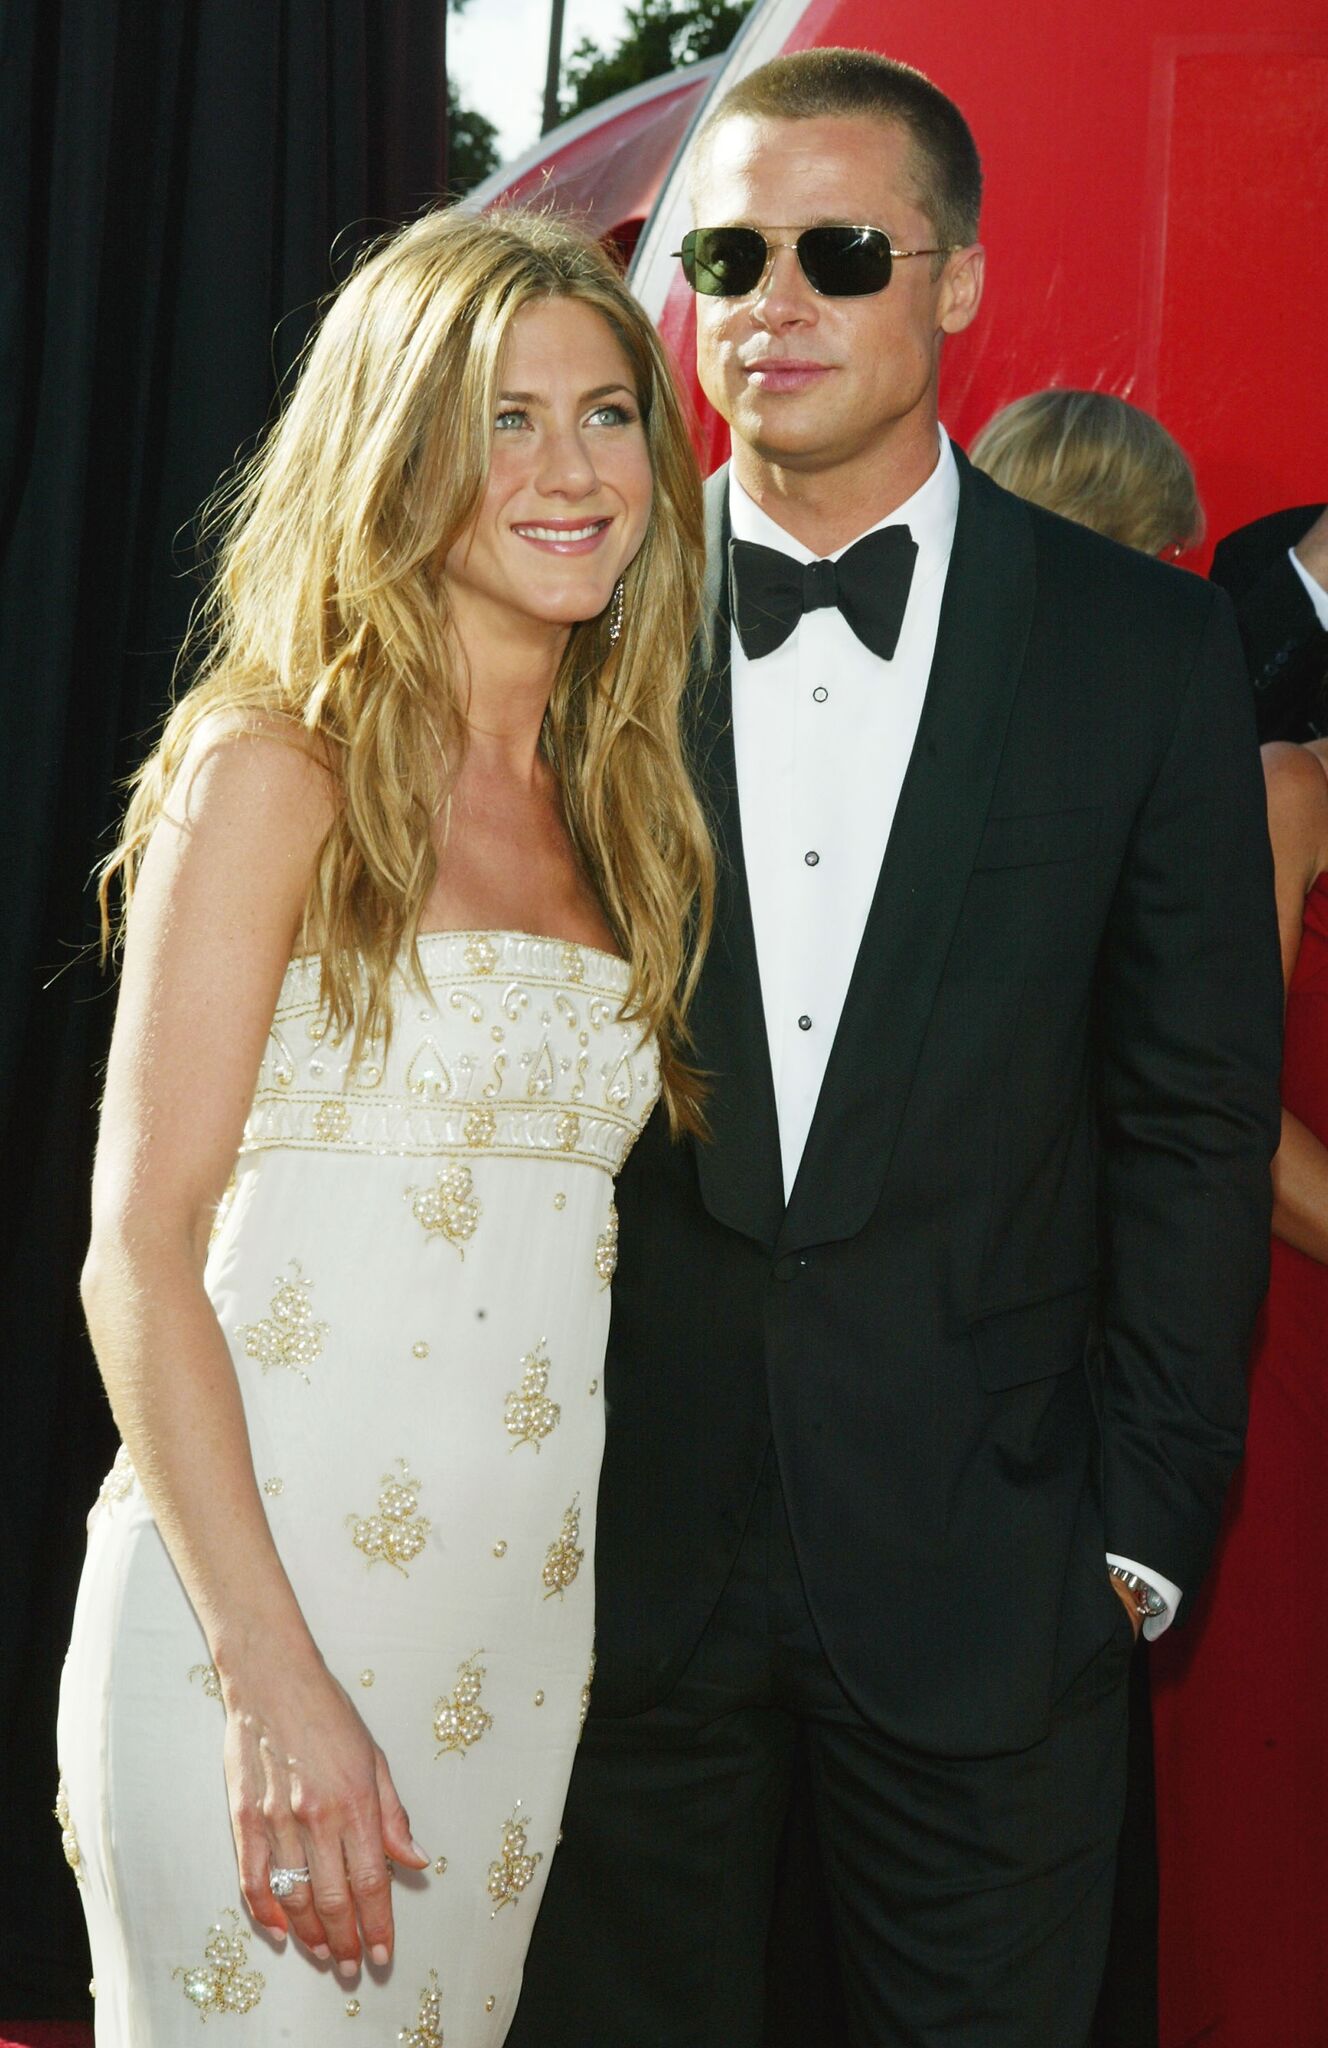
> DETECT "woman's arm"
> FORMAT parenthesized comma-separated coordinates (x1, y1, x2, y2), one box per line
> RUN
(1261, 742, 1328, 1264)
(83, 724, 427, 1974)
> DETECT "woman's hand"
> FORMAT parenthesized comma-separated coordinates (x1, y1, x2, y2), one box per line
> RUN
(222, 1650, 429, 1974)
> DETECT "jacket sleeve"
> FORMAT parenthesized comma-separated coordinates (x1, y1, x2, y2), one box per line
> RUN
(1096, 585, 1283, 1601)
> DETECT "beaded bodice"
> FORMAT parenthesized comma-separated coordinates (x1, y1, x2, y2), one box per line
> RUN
(240, 929, 659, 1177)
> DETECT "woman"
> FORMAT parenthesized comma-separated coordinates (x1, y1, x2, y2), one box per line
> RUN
(1150, 737, 1328, 2046)
(56, 206, 712, 2042)
(970, 388, 1202, 559)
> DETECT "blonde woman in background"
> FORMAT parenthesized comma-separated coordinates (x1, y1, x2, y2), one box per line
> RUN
(56, 206, 711, 2044)
(970, 387, 1202, 558)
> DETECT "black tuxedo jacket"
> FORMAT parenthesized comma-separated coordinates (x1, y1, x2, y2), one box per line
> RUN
(1210, 504, 1327, 742)
(592, 449, 1283, 1755)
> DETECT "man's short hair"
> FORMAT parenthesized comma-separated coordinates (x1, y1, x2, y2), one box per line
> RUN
(691, 47, 982, 256)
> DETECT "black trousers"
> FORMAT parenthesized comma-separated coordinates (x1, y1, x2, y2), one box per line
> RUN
(508, 1450, 1133, 2048)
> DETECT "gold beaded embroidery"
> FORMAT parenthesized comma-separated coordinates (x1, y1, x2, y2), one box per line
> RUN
(53, 1778, 82, 1883)
(527, 1042, 556, 1098)
(594, 1203, 619, 1287)
(555, 1110, 580, 1151)
(348, 1461, 431, 1574)
(542, 1500, 584, 1600)
(406, 1037, 454, 1103)
(236, 1263, 327, 1384)
(209, 1169, 238, 1247)
(487, 1809, 542, 1913)
(504, 1342, 560, 1452)
(408, 1165, 480, 1250)
(464, 1105, 497, 1147)
(465, 934, 499, 975)
(173, 1910, 265, 2016)
(560, 941, 586, 985)
(345, 1997, 360, 2017)
(412, 1340, 430, 1358)
(553, 1191, 566, 1210)
(433, 1855, 448, 1876)
(579, 1650, 595, 1733)
(399, 1969, 444, 2047)
(189, 1662, 223, 1701)
(94, 1443, 135, 1514)
(434, 1652, 493, 1757)
(360, 1670, 375, 1688)
(262, 1476, 284, 1496)
(312, 1098, 352, 1142)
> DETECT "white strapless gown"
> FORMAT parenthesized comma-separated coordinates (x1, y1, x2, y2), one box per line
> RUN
(58, 930, 658, 2044)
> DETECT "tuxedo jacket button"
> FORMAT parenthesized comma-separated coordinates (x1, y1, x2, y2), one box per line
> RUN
(772, 1253, 807, 1282)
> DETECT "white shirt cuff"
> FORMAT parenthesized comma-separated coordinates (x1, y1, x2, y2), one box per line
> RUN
(1105, 1553, 1183, 1640)
(1289, 544, 1328, 629)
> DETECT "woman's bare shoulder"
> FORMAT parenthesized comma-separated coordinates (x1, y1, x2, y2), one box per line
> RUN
(164, 709, 336, 844)
(1262, 740, 1328, 884)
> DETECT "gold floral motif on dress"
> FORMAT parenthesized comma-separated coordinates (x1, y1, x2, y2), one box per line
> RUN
(541, 1499, 584, 1599)
(399, 1968, 444, 2046)
(487, 1809, 542, 1912)
(433, 1653, 493, 1757)
(312, 1098, 351, 1142)
(504, 1343, 560, 1451)
(408, 1165, 480, 1251)
(348, 1460, 431, 1574)
(594, 1203, 619, 1287)
(236, 1263, 327, 1384)
(189, 1662, 223, 1701)
(464, 934, 499, 976)
(173, 1910, 265, 2017)
(53, 1778, 82, 1884)
(555, 1110, 580, 1151)
(94, 1443, 135, 1514)
(464, 1105, 496, 1148)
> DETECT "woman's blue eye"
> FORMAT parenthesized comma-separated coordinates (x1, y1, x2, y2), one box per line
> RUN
(588, 403, 636, 427)
(495, 410, 526, 431)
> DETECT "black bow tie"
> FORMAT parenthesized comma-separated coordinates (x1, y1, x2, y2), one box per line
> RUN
(729, 525, 918, 663)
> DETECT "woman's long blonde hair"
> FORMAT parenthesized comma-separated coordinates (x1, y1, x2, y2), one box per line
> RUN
(100, 206, 714, 1132)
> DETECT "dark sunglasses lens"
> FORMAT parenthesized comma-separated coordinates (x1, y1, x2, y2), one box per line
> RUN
(682, 227, 767, 297)
(798, 226, 893, 296)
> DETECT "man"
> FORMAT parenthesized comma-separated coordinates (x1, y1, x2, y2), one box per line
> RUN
(509, 48, 1282, 2047)
(1210, 502, 1328, 741)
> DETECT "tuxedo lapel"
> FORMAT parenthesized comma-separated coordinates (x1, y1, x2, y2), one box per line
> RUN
(687, 467, 785, 1248)
(779, 452, 1037, 1253)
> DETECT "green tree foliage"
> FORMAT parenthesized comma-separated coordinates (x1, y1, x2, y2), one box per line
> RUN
(561, 0, 754, 121)
(446, 76, 501, 197)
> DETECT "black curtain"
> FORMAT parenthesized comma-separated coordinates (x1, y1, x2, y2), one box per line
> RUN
(0, 1, 446, 2015)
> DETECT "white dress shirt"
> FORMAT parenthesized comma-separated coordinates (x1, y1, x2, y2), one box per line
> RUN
(1289, 543, 1328, 628)
(727, 429, 1180, 1637)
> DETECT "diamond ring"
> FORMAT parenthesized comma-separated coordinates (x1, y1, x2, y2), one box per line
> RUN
(269, 1865, 311, 1899)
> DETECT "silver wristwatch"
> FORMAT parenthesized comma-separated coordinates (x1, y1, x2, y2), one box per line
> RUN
(1108, 1565, 1167, 1621)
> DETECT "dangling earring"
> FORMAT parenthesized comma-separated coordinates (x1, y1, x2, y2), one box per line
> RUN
(608, 578, 625, 644)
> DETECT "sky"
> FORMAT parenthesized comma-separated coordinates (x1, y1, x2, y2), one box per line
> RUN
(449, 0, 635, 169)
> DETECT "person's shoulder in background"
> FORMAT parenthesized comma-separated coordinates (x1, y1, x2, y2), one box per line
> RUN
(1210, 504, 1327, 743)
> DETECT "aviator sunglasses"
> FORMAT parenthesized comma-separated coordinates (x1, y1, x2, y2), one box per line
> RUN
(677, 224, 960, 299)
